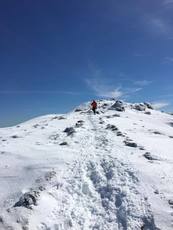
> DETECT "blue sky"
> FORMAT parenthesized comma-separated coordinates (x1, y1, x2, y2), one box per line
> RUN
(1, 0, 173, 127)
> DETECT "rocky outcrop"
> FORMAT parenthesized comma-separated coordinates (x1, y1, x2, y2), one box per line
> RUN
(110, 101, 125, 112)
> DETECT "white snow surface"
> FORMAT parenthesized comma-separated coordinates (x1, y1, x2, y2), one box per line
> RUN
(0, 100, 173, 230)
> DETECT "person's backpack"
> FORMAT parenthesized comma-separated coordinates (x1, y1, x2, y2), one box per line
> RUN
(91, 101, 97, 109)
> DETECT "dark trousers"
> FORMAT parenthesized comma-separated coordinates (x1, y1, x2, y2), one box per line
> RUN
(92, 108, 96, 114)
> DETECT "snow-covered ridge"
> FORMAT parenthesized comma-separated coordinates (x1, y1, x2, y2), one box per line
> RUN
(0, 100, 173, 230)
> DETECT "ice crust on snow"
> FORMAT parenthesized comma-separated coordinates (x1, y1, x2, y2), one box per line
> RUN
(0, 100, 173, 229)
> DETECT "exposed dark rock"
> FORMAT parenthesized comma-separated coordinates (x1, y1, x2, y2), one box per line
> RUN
(110, 100, 125, 112)
(112, 114, 120, 117)
(22, 226, 29, 230)
(153, 131, 162, 135)
(14, 191, 39, 209)
(51, 115, 66, 120)
(143, 152, 158, 161)
(102, 103, 109, 109)
(74, 108, 82, 112)
(154, 189, 159, 194)
(51, 116, 59, 120)
(45, 171, 56, 181)
(38, 186, 45, 191)
(106, 124, 118, 131)
(116, 131, 124, 136)
(124, 141, 138, 148)
(133, 103, 146, 111)
(33, 124, 39, 128)
(125, 137, 133, 142)
(168, 200, 173, 206)
(59, 142, 68, 146)
(11, 135, 19, 139)
(0, 216, 3, 223)
(144, 102, 154, 110)
(64, 127, 75, 136)
(75, 120, 84, 128)
(168, 122, 173, 127)
(139, 147, 145, 150)
(58, 116, 66, 120)
(77, 120, 84, 123)
(145, 111, 151, 115)
(169, 136, 173, 138)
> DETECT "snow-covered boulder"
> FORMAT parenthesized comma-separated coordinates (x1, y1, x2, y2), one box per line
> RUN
(109, 100, 125, 112)
(144, 102, 154, 110)
(133, 103, 146, 111)
(14, 191, 39, 209)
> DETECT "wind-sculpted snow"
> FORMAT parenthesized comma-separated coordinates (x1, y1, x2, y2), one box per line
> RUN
(0, 100, 173, 229)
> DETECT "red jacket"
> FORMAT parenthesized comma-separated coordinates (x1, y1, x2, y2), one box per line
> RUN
(91, 101, 97, 109)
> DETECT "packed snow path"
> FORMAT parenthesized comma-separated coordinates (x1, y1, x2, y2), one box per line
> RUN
(0, 100, 173, 229)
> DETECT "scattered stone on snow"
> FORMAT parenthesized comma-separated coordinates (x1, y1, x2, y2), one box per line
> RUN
(38, 186, 46, 191)
(112, 114, 120, 117)
(75, 120, 84, 128)
(132, 103, 146, 111)
(58, 116, 66, 120)
(116, 131, 124, 137)
(144, 102, 154, 110)
(0, 216, 3, 223)
(10, 135, 20, 139)
(59, 142, 68, 146)
(74, 108, 82, 112)
(168, 122, 173, 127)
(124, 140, 138, 148)
(64, 127, 76, 136)
(33, 124, 39, 128)
(139, 147, 145, 151)
(106, 124, 118, 131)
(145, 111, 151, 115)
(44, 171, 56, 181)
(51, 115, 66, 120)
(110, 100, 125, 112)
(168, 200, 173, 206)
(143, 152, 158, 161)
(14, 191, 39, 209)
(51, 116, 59, 120)
(153, 131, 162, 135)
(154, 189, 159, 195)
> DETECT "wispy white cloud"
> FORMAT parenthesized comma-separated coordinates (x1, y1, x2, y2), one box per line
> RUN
(85, 77, 144, 99)
(142, 12, 172, 37)
(148, 17, 170, 35)
(85, 78, 123, 99)
(127, 87, 142, 93)
(163, 56, 173, 64)
(0, 90, 81, 95)
(134, 80, 152, 87)
(163, 0, 173, 5)
(152, 101, 170, 109)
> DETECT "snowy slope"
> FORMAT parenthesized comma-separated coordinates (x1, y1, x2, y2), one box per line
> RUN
(0, 100, 173, 230)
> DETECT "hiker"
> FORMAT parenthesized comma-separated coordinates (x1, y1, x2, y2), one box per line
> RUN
(91, 100, 97, 114)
